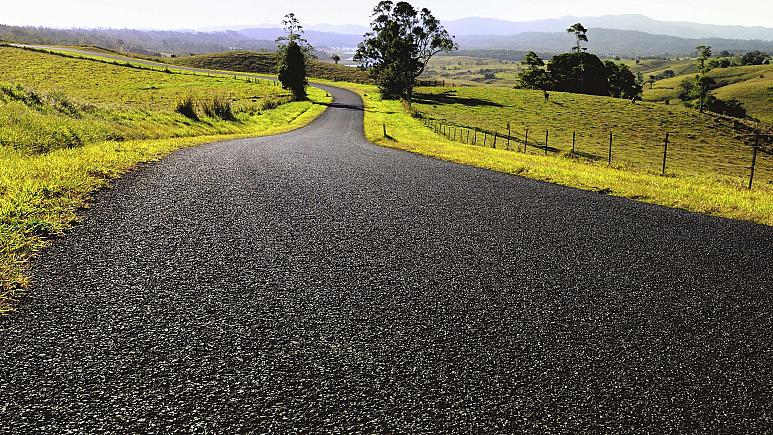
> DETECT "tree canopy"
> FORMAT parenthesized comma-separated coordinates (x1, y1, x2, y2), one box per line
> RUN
(547, 52, 609, 96)
(354, 1, 457, 101)
(276, 13, 311, 100)
(567, 23, 589, 52)
(518, 51, 641, 99)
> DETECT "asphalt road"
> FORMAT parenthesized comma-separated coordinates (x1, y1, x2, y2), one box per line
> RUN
(1, 85, 772, 433)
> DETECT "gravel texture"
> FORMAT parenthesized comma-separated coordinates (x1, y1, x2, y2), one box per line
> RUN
(1, 85, 772, 433)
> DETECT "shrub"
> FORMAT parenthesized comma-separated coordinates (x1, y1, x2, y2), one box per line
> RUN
(175, 96, 198, 120)
(202, 97, 235, 121)
(260, 97, 292, 110)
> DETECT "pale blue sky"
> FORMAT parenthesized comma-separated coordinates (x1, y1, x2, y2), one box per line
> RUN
(2, 0, 771, 29)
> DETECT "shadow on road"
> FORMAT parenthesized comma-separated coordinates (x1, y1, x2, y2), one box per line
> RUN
(322, 102, 365, 112)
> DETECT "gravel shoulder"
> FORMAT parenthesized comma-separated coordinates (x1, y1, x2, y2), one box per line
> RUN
(1, 85, 771, 433)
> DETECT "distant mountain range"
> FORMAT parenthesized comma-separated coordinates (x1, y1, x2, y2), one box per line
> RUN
(233, 14, 773, 56)
(1, 14, 771, 58)
(455, 30, 773, 57)
(442, 15, 773, 41)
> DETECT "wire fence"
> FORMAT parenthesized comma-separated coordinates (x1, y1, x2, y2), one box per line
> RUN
(418, 116, 773, 189)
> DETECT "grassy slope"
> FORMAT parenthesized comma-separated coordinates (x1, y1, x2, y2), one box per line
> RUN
(410, 86, 770, 182)
(169, 51, 372, 84)
(422, 56, 524, 87)
(317, 80, 772, 227)
(643, 64, 773, 123)
(621, 58, 698, 76)
(0, 48, 331, 312)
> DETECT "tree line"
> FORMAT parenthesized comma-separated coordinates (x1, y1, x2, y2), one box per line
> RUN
(517, 24, 642, 100)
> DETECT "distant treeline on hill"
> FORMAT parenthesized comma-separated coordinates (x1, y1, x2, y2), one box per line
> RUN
(0, 24, 276, 56)
(438, 50, 553, 62)
(167, 51, 372, 83)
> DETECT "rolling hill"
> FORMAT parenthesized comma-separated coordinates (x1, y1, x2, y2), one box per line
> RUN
(0, 24, 275, 56)
(166, 51, 371, 83)
(644, 64, 773, 124)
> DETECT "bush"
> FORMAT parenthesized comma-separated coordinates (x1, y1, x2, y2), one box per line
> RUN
(175, 96, 198, 120)
(202, 97, 235, 121)
(707, 97, 747, 119)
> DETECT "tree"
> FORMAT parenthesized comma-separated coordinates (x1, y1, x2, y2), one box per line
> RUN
(605, 61, 641, 99)
(694, 75, 716, 112)
(740, 51, 770, 66)
(679, 75, 716, 112)
(522, 51, 544, 70)
(354, 1, 457, 101)
(331, 54, 341, 64)
(696, 45, 712, 71)
(567, 23, 589, 52)
(547, 52, 608, 96)
(276, 13, 311, 100)
(517, 68, 553, 90)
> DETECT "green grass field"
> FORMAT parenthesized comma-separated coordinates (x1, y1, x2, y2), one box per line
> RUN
(0, 47, 331, 312)
(317, 79, 772, 227)
(643, 64, 773, 123)
(410, 86, 770, 183)
(421, 56, 525, 87)
(619, 58, 699, 76)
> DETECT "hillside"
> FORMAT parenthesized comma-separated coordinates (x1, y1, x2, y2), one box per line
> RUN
(0, 46, 331, 152)
(0, 24, 275, 56)
(643, 64, 773, 124)
(167, 51, 372, 83)
(410, 86, 771, 183)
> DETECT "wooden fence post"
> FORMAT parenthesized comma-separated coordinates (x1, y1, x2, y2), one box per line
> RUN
(572, 132, 576, 154)
(524, 127, 529, 153)
(507, 124, 511, 151)
(545, 129, 549, 155)
(608, 131, 613, 165)
(494, 132, 498, 148)
(662, 132, 670, 175)
(383, 124, 387, 138)
(749, 134, 759, 189)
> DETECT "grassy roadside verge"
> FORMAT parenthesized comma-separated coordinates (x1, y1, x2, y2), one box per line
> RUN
(317, 80, 773, 227)
(0, 92, 330, 314)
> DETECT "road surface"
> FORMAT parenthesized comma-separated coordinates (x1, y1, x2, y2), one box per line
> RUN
(1, 85, 772, 433)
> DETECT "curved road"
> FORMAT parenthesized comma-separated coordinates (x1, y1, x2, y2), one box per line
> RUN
(1, 86, 772, 433)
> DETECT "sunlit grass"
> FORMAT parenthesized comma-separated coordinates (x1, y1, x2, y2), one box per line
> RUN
(317, 80, 772, 228)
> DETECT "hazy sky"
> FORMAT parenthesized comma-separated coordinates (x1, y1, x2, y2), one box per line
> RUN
(2, 0, 771, 29)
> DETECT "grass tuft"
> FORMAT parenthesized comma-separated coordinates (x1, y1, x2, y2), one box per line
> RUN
(175, 96, 198, 120)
